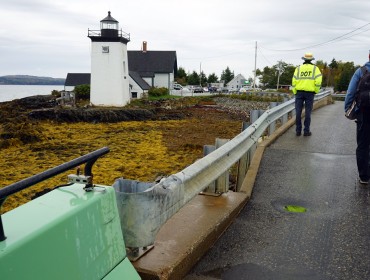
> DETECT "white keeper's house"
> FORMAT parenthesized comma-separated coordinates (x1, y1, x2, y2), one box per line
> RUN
(226, 74, 247, 92)
(65, 11, 178, 106)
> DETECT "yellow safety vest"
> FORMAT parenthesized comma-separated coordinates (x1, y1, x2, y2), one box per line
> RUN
(291, 63, 322, 94)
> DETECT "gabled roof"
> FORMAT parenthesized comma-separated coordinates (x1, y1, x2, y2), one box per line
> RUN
(227, 74, 246, 85)
(65, 73, 91, 86)
(129, 71, 150, 90)
(128, 51, 177, 75)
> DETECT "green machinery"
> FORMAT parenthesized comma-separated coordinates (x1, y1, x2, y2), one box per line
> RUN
(0, 147, 141, 280)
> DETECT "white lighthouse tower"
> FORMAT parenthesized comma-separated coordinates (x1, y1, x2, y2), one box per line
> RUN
(88, 11, 130, 106)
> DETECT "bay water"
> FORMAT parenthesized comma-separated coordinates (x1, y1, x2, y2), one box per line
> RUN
(0, 85, 64, 103)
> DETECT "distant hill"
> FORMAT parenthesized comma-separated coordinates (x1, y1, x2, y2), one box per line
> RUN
(0, 75, 65, 85)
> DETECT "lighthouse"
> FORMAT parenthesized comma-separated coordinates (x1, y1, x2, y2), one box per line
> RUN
(88, 11, 130, 106)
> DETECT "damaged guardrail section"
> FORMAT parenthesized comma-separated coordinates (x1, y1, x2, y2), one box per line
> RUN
(114, 89, 333, 259)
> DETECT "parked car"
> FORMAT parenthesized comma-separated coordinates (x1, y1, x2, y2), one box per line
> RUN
(193, 86, 203, 93)
(208, 86, 218, 93)
(217, 87, 229, 93)
(173, 84, 183, 90)
(228, 88, 238, 94)
(171, 84, 191, 94)
(239, 86, 252, 94)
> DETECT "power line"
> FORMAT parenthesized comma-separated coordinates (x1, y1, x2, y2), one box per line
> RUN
(257, 46, 273, 66)
(181, 50, 246, 61)
(260, 22, 370, 52)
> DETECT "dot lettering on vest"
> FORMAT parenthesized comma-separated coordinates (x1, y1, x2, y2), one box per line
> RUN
(300, 71, 312, 77)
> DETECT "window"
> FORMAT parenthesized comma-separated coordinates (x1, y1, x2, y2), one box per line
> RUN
(132, 92, 138, 98)
(102, 46, 109, 53)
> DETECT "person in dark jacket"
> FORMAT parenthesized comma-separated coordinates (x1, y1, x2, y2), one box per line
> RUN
(344, 52, 370, 185)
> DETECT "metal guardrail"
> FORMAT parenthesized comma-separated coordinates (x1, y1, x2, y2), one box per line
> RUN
(114, 89, 333, 258)
(87, 29, 130, 41)
(176, 89, 332, 203)
(333, 93, 346, 98)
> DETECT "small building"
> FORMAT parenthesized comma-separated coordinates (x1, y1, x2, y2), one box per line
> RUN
(64, 72, 150, 100)
(227, 74, 247, 92)
(129, 71, 150, 99)
(64, 73, 90, 92)
(128, 41, 177, 90)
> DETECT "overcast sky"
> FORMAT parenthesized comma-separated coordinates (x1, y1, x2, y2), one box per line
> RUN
(1, 0, 369, 80)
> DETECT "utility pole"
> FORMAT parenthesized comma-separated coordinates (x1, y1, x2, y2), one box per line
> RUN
(200, 62, 202, 86)
(253, 41, 257, 89)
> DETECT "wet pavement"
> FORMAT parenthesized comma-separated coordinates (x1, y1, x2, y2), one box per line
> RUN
(185, 101, 370, 280)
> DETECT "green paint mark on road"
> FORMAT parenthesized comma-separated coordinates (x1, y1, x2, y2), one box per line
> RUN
(284, 205, 307, 213)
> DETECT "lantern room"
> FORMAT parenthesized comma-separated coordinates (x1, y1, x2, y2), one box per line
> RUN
(100, 11, 119, 37)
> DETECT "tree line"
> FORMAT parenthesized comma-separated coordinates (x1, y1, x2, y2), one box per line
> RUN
(176, 58, 359, 92)
(0, 75, 65, 85)
(175, 67, 236, 87)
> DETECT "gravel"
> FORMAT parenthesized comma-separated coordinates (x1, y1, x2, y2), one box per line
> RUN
(212, 97, 271, 119)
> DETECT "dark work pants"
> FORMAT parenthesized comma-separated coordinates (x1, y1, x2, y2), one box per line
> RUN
(356, 110, 370, 181)
(295, 91, 315, 133)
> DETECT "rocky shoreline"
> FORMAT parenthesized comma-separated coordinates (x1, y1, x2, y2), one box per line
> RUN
(0, 95, 272, 123)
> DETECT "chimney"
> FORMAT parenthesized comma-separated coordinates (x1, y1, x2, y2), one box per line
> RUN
(142, 41, 147, 53)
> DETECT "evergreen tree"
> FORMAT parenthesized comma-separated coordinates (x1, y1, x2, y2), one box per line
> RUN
(207, 73, 218, 83)
(187, 71, 200, 85)
(325, 58, 339, 87)
(329, 58, 338, 69)
(220, 67, 234, 84)
(200, 71, 207, 86)
(175, 67, 187, 85)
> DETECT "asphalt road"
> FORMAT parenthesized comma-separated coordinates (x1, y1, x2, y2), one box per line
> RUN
(185, 101, 370, 280)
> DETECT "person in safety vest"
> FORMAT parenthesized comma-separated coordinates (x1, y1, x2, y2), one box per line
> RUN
(291, 52, 322, 136)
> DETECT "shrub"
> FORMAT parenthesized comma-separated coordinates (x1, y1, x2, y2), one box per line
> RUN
(74, 84, 90, 100)
(51, 90, 61, 97)
(148, 87, 168, 97)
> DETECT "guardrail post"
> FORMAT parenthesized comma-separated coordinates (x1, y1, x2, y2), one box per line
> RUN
(281, 97, 289, 124)
(291, 97, 296, 118)
(236, 122, 250, 191)
(201, 138, 230, 195)
(202, 145, 216, 193)
(215, 138, 230, 193)
(250, 110, 265, 157)
(269, 102, 278, 135)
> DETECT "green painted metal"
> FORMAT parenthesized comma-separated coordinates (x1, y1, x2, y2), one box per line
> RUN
(0, 183, 140, 280)
(102, 257, 141, 280)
